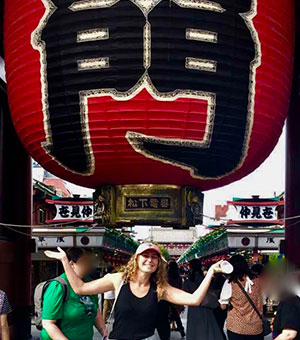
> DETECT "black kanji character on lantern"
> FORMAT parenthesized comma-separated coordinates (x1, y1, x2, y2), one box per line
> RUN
(266, 237, 275, 244)
(82, 206, 93, 218)
(240, 206, 251, 219)
(59, 206, 70, 218)
(56, 237, 65, 243)
(146, 0, 256, 177)
(262, 207, 274, 219)
(38, 236, 46, 242)
(40, 0, 144, 173)
(251, 206, 262, 219)
(71, 205, 81, 218)
(40, 0, 255, 177)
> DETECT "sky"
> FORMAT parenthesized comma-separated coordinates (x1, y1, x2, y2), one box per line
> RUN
(33, 126, 286, 240)
(203, 127, 286, 226)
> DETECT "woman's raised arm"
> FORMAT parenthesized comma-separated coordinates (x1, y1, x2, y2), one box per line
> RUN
(45, 247, 117, 295)
(163, 261, 222, 306)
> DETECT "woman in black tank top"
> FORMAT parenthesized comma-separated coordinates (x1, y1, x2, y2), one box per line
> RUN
(109, 281, 158, 339)
(46, 243, 226, 340)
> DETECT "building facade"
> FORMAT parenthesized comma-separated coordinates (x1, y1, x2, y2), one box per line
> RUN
(146, 226, 198, 259)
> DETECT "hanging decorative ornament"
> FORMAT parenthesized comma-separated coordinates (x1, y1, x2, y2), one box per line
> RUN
(4, 0, 294, 190)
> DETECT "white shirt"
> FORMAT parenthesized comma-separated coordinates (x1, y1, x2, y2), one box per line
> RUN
(219, 277, 254, 305)
(104, 290, 115, 300)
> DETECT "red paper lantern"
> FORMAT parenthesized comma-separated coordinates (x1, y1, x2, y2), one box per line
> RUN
(4, 0, 294, 190)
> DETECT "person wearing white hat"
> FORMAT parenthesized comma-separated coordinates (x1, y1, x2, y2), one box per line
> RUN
(45, 243, 226, 340)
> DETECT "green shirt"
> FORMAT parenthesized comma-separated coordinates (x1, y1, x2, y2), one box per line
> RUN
(41, 273, 98, 340)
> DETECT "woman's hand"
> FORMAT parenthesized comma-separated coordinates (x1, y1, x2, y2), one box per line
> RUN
(45, 247, 68, 262)
(274, 329, 298, 340)
(208, 260, 224, 275)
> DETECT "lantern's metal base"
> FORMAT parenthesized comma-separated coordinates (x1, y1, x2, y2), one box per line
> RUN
(94, 185, 203, 228)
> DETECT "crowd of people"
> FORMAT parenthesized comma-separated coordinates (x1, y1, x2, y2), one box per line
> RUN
(1, 243, 300, 340)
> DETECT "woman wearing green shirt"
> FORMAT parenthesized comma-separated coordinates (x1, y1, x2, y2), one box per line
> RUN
(41, 248, 107, 340)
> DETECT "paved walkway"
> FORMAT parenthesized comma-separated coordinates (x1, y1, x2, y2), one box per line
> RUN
(31, 309, 272, 340)
(31, 327, 185, 340)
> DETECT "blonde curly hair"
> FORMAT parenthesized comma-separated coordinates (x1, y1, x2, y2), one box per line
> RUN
(120, 253, 168, 299)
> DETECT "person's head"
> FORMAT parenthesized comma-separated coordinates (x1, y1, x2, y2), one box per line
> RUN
(106, 265, 115, 274)
(228, 255, 255, 283)
(168, 260, 179, 276)
(66, 247, 95, 278)
(189, 258, 204, 282)
(122, 243, 167, 297)
(168, 260, 180, 283)
(251, 263, 264, 277)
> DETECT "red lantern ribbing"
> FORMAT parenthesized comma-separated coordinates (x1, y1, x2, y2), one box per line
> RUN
(4, 0, 294, 190)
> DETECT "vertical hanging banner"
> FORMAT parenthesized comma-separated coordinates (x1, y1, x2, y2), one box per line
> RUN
(4, 0, 294, 190)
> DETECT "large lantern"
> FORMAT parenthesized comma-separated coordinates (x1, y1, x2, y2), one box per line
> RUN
(4, 0, 294, 190)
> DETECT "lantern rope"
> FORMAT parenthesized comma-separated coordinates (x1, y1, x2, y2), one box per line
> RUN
(0, 207, 299, 239)
(0, 211, 299, 230)
(3, 225, 34, 237)
(199, 212, 297, 223)
(0, 219, 94, 228)
(0, 221, 99, 237)
(2, 217, 299, 243)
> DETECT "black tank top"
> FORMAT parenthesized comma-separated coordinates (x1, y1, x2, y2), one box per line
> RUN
(110, 281, 158, 340)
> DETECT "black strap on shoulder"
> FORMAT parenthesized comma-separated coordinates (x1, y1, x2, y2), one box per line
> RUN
(236, 280, 263, 321)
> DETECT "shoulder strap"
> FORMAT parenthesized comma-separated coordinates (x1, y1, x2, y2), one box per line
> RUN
(107, 278, 125, 321)
(41, 276, 69, 307)
(53, 277, 69, 303)
(236, 280, 262, 321)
